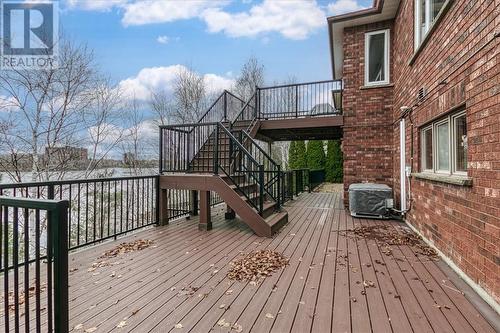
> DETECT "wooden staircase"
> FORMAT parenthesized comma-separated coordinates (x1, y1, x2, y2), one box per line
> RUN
(159, 92, 287, 237)
(159, 81, 342, 236)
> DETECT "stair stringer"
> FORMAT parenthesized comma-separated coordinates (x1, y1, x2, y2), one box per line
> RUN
(160, 174, 273, 237)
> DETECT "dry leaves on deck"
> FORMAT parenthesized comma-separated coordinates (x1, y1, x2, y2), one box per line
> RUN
(227, 250, 289, 282)
(341, 225, 439, 259)
(99, 239, 154, 259)
(6, 284, 47, 312)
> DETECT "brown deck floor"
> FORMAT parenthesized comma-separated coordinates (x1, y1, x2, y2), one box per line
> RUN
(3, 192, 499, 332)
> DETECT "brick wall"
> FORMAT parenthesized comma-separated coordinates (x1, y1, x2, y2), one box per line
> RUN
(393, 0, 499, 303)
(341, 0, 499, 303)
(342, 20, 395, 201)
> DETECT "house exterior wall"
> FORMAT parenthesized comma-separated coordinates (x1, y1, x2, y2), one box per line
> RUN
(342, 20, 395, 201)
(340, 0, 499, 303)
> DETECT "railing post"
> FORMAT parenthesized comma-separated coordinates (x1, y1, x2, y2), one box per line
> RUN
(228, 131, 233, 175)
(308, 169, 311, 193)
(223, 91, 228, 121)
(155, 176, 160, 224)
(213, 125, 219, 175)
(47, 184, 54, 200)
(295, 85, 299, 118)
(159, 127, 163, 173)
(255, 87, 260, 119)
(259, 165, 264, 215)
(186, 133, 190, 171)
(277, 165, 281, 210)
(51, 200, 69, 333)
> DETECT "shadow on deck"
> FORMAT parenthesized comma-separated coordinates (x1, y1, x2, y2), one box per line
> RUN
(4, 192, 498, 332)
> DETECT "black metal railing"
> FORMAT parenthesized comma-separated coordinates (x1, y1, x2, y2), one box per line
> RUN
(160, 91, 246, 173)
(160, 122, 267, 214)
(217, 124, 264, 214)
(309, 169, 326, 190)
(236, 130, 282, 210)
(292, 168, 311, 195)
(257, 80, 342, 120)
(231, 92, 258, 131)
(0, 176, 158, 250)
(1, 196, 69, 333)
(197, 90, 245, 125)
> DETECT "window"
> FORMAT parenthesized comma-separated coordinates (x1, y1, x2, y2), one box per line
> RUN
(422, 126, 433, 171)
(414, 0, 447, 48)
(436, 120, 449, 171)
(453, 113, 467, 172)
(365, 29, 390, 86)
(420, 110, 468, 175)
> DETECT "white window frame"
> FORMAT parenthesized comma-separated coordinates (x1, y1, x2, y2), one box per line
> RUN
(420, 110, 468, 176)
(451, 111, 468, 176)
(414, 0, 448, 49)
(434, 118, 450, 174)
(421, 125, 433, 172)
(364, 29, 390, 86)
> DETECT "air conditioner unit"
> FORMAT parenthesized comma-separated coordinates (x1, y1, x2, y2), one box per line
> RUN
(349, 183, 393, 219)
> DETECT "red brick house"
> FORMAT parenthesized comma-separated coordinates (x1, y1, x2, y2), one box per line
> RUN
(328, 0, 499, 310)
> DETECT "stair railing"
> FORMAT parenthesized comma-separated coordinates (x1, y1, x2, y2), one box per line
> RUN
(160, 91, 245, 173)
(236, 130, 282, 210)
(230, 91, 258, 132)
(216, 123, 265, 215)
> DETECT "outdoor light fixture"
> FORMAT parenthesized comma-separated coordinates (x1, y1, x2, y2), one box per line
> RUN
(332, 90, 342, 111)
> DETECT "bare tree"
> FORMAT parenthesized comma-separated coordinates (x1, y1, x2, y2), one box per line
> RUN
(121, 97, 144, 175)
(0, 40, 126, 183)
(171, 66, 207, 123)
(233, 56, 265, 100)
(82, 79, 125, 178)
(149, 88, 173, 126)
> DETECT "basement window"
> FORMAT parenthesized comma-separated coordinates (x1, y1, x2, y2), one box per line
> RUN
(414, 0, 447, 48)
(420, 110, 468, 175)
(364, 29, 390, 86)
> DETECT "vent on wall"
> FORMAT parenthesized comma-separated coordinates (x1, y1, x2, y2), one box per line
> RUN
(417, 87, 426, 103)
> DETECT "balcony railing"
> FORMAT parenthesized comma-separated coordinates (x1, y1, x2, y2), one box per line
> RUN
(256, 79, 342, 120)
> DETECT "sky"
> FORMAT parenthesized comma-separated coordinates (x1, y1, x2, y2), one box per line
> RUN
(60, 0, 373, 98)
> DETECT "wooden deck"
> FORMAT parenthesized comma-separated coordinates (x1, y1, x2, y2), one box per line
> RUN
(4, 191, 499, 332)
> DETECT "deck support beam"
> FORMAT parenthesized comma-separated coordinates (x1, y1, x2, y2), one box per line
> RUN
(199, 190, 212, 230)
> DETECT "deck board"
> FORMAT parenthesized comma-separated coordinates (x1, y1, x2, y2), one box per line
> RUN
(1, 191, 497, 333)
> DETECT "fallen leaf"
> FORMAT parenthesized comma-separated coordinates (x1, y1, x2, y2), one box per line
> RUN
(265, 313, 274, 319)
(217, 319, 231, 327)
(233, 323, 243, 332)
(174, 323, 183, 329)
(99, 239, 154, 259)
(116, 321, 127, 328)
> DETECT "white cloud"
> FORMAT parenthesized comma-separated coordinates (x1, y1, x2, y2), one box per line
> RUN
(157, 35, 170, 44)
(327, 0, 365, 15)
(65, 0, 333, 41)
(121, 0, 228, 26)
(201, 0, 325, 40)
(203, 73, 234, 94)
(0, 95, 20, 113)
(117, 65, 234, 100)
